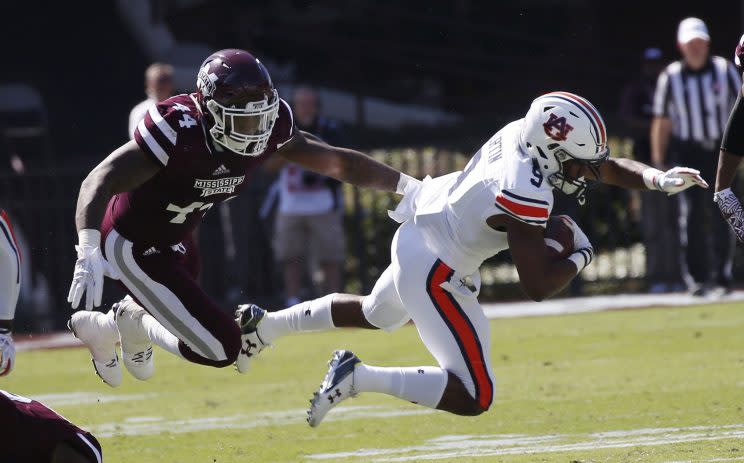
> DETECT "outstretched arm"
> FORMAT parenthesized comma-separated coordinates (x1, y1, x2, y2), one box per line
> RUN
(599, 157, 708, 193)
(277, 131, 418, 194)
(713, 84, 744, 242)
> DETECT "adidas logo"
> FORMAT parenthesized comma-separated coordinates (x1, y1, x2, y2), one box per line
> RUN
(212, 164, 230, 176)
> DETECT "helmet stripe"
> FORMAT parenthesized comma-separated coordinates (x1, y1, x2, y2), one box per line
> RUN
(543, 92, 606, 146)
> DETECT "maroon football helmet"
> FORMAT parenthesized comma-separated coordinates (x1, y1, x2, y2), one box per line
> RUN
(196, 49, 280, 156)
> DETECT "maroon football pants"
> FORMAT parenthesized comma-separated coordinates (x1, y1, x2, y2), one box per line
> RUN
(102, 226, 241, 368)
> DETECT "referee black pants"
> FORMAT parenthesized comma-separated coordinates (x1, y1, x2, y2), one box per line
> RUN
(672, 139, 735, 288)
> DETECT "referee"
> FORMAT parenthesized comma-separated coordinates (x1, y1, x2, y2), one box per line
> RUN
(651, 17, 742, 296)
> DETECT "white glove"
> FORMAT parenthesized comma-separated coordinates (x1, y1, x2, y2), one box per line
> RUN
(643, 167, 709, 194)
(0, 332, 15, 376)
(714, 188, 744, 243)
(557, 215, 595, 272)
(67, 229, 115, 311)
(388, 173, 424, 223)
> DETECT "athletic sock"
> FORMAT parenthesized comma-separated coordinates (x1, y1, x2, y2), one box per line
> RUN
(354, 364, 447, 408)
(257, 293, 336, 344)
(139, 312, 183, 358)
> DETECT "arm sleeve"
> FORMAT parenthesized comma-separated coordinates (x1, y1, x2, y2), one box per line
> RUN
(491, 188, 554, 228)
(132, 103, 179, 167)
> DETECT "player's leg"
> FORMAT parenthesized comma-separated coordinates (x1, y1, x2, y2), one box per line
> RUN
(104, 229, 241, 369)
(235, 265, 409, 373)
(0, 210, 21, 376)
(307, 222, 494, 426)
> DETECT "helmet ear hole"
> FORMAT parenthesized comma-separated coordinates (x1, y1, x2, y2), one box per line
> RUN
(547, 143, 560, 150)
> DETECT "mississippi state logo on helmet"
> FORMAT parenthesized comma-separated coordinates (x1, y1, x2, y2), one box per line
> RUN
(196, 49, 280, 156)
(519, 91, 609, 204)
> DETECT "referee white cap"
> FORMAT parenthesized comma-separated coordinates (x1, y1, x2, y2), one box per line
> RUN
(677, 17, 710, 44)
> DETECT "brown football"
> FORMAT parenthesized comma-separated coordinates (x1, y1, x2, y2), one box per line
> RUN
(544, 215, 575, 259)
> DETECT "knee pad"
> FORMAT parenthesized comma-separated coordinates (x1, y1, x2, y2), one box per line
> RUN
(361, 295, 409, 332)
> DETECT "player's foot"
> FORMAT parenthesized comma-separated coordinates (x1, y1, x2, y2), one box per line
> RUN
(234, 304, 268, 374)
(307, 350, 361, 427)
(114, 297, 154, 381)
(68, 310, 122, 387)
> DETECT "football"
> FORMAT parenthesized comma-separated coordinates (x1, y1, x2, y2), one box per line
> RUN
(544, 215, 575, 259)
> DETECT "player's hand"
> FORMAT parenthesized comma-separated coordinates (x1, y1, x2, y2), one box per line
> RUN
(0, 332, 15, 376)
(558, 215, 595, 272)
(714, 188, 744, 243)
(656, 167, 709, 194)
(67, 230, 116, 310)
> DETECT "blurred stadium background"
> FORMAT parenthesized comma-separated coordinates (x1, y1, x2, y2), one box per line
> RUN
(2, 0, 744, 333)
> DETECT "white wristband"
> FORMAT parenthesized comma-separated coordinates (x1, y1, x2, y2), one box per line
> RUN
(77, 229, 101, 248)
(642, 168, 663, 190)
(396, 173, 418, 195)
(567, 248, 593, 272)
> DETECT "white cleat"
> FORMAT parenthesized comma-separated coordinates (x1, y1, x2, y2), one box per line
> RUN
(234, 304, 268, 374)
(307, 350, 361, 427)
(114, 297, 154, 381)
(68, 310, 122, 388)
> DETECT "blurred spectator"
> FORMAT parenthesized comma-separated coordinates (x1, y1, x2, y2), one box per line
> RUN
(269, 86, 346, 307)
(128, 63, 174, 139)
(651, 18, 741, 296)
(620, 47, 684, 293)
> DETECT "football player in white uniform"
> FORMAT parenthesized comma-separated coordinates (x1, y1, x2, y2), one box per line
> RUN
(236, 92, 708, 426)
(0, 209, 21, 377)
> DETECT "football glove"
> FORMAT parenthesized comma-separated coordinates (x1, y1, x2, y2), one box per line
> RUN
(714, 188, 744, 243)
(0, 332, 15, 376)
(67, 230, 116, 311)
(644, 167, 709, 194)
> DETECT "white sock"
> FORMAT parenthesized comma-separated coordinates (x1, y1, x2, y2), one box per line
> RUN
(354, 364, 447, 408)
(140, 313, 183, 358)
(257, 293, 336, 344)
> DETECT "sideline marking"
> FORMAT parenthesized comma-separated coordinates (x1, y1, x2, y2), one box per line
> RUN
(306, 423, 744, 461)
(87, 405, 435, 438)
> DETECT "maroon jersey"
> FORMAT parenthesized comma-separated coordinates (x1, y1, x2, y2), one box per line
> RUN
(0, 390, 102, 462)
(106, 93, 295, 246)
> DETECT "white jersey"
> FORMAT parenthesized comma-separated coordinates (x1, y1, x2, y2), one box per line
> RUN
(410, 119, 554, 274)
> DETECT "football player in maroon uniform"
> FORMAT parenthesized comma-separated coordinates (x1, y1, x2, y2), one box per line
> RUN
(0, 389, 103, 463)
(66, 49, 421, 387)
(715, 34, 744, 243)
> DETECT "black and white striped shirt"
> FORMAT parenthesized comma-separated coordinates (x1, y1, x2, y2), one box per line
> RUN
(653, 56, 741, 142)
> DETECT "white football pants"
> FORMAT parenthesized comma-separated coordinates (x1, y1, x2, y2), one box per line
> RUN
(362, 220, 495, 409)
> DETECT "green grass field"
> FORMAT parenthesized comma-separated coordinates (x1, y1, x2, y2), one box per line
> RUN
(4, 302, 744, 463)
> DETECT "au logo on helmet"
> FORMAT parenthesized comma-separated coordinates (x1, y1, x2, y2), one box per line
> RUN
(543, 113, 574, 141)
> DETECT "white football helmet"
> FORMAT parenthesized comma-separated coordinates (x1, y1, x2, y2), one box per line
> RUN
(519, 92, 609, 204)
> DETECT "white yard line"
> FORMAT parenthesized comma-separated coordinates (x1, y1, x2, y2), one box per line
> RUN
(87, 405, 435, 438)
(30, 391, 157, 407)
(306, 423, 744, 461)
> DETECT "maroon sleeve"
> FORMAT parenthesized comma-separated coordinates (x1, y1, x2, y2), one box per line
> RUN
(132, 100, 187, 167)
